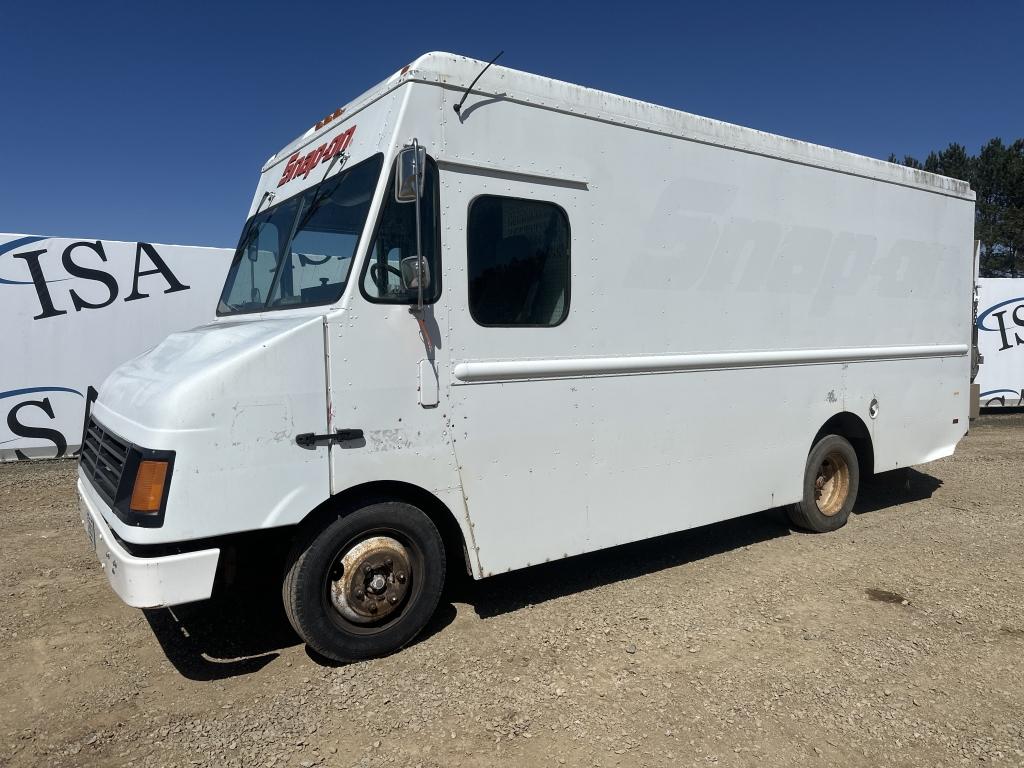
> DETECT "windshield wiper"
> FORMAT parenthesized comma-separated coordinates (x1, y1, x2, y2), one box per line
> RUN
(262, 152, 351, 307)
(263, 195, 309, 308)
(291, 151, 350, 234)
(237, 190, 275, 253)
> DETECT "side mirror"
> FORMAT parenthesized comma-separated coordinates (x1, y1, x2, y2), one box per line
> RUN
(399, 255, 431, 291)
(395, 145, 426, 203)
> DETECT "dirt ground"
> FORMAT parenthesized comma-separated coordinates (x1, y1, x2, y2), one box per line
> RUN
(1, 415, 1022, 768)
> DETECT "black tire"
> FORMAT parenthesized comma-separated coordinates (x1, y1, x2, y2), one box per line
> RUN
(282, 501, 445, 662)
(788, 434, 859, 533)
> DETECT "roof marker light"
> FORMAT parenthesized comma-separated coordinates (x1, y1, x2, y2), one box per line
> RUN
(315, 107, 346, 131)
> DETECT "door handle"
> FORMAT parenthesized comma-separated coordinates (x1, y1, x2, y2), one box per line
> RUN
(296, 429, 364, 448)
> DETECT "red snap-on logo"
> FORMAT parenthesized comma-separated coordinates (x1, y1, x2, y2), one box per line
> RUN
(278, 125, 356, 187)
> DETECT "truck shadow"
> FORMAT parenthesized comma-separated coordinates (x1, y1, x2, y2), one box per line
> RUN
(456, 507, 792, 620)
(853, 467, 942, 515)
(459, 467, 941, 620)
(143, 596, 294, 681)
(144, 467, 938, 677)
(143, 585, 458, 680)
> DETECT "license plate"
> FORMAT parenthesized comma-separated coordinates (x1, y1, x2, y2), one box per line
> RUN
(86, 514, 97, 550)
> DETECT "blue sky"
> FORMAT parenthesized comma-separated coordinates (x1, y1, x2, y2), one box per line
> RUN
(3, 0, 1021, 247)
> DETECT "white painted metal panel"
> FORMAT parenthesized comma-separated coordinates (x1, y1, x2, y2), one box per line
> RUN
(92, 314, 330, 545)
(430, 61, 973, 575)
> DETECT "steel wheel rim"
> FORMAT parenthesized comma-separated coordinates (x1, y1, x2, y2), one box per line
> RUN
(321, 527, 423, 636)
(814, 451, 850, 516)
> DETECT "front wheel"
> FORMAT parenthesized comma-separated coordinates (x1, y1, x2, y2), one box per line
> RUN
(788, 434, 859, 532)
(283, 501, 446, 662)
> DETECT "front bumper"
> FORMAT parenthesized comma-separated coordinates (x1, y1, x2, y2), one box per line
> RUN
(77, 477, 220, 608)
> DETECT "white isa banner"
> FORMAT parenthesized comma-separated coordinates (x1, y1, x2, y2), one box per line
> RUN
(976, 277, 1024, 408)
(1, 234, 233, 460)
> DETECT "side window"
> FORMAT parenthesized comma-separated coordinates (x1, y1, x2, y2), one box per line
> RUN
(361, 160, 440, 303)
(467, 196, 570, 327)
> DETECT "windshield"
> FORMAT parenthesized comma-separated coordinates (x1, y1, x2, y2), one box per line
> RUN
(218, 153, 384, 315)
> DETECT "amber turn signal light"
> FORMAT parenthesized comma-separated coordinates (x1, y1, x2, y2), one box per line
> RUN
(130, 460, 169, 513)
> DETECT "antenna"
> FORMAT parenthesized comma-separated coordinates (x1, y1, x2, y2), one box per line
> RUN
(453, 51, 504, 117)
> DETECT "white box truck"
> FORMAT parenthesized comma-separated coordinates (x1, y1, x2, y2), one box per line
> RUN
(77, 52, 976, 661)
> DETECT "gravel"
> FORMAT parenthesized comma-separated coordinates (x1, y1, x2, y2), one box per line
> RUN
(1, 414, 1022, 767)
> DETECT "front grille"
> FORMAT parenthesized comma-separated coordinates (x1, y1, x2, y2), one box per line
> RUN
(79, 416, 130, 506)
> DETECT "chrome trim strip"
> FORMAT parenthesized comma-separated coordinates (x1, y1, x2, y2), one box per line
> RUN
(453, 344, 968, 383)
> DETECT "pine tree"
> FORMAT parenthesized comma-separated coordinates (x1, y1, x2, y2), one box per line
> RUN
(886, 139, 1024, 276)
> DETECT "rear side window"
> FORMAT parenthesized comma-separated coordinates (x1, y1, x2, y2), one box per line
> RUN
(467, 196, 570, 326)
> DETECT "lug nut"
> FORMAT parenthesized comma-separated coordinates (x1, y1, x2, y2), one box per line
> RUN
(389, 596, 399, 605)
(363, 564, 373, 575)
(385, 557, 393, 568)
(396, 572, 406, 583)
(369, 602, 378, 614)
(355, 588, 364, 599)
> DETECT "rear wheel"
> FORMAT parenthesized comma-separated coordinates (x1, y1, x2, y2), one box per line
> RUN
(788, 434, 859, 532)
(283, 501, 445, 662)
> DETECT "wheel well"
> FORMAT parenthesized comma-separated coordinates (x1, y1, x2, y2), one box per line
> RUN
(297, 481, 474, 577)
(813, 412, 874, 477)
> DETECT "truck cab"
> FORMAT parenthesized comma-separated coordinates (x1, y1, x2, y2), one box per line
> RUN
(79, 57, 471, 661)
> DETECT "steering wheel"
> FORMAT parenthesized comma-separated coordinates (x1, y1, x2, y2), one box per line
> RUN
(370, 262, 402, 292)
